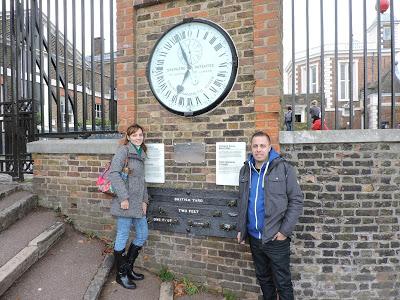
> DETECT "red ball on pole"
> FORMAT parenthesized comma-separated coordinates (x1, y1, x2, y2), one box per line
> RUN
(377, 0, 390, 13)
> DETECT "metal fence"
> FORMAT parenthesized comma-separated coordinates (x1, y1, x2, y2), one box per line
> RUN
(0, 0, 117, 180)
(285, 0, 399, 130)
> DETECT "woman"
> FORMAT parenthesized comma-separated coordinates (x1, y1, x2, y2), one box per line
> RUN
(109, 123, 149, 289)
(311, 116, 329, 130)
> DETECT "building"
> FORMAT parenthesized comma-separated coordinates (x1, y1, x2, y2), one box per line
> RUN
(285, 9, 400, 129)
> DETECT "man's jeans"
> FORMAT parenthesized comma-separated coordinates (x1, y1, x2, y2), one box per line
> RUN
(114, 216, 148, 251)
(249, 236, 294, 300)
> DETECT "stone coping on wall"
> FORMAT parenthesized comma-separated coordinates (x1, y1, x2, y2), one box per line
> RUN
(280, 129, 400, 145)
(27, 129, 400, 154)
(27, 139, 120, 154)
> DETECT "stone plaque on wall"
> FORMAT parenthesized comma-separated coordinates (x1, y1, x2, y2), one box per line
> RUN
(172, 143, 205, 164)
(147, 188, 239, 238)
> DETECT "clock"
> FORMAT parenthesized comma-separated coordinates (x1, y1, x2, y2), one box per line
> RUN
(147, 18, 238, 117)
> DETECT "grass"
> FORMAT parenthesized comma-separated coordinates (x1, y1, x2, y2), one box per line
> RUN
(223, 290, 237, 300)
(181, 276, 200, 296)
(158, 266, 175, 282)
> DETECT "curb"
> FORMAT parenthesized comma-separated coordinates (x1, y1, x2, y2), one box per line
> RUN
(0, 194, 37, 233)
(0, 221, 65, 296)
(159, 281, 174, 300)
(83, 254, 114, 300)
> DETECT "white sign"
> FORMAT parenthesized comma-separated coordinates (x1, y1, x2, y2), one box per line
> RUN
(145, 143, 165, 183)
(216, 142, 246, 186)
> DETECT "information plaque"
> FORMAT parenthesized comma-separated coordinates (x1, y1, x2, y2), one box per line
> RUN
(147, 188, 239, 238)
(145, 143, 165, 183)
(216, 142, 246, 186)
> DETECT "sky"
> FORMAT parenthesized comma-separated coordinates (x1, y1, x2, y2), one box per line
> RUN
(282, 0, 397, 67)
(1, 0, 396, 63)
(1, 0, 116, 54)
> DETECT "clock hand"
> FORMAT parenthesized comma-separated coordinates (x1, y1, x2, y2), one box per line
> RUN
(179, 41, 191, 69)
(176, 69, 190, 94)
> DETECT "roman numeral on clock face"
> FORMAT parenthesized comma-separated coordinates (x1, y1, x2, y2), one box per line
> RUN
(214, 43, 222, 51)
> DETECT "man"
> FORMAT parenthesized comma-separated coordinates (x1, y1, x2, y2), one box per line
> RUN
(309, 100, 320, 120)
(284, 106, 293, 131)
(237, 131, 303, 300)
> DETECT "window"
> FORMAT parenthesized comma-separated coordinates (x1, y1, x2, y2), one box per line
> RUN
(341, 103, 354, 117)
(338, 61, 358, 101)
(301, 64, 318, 93)
(60, 97, 73, 123)
(95, 104, 102, 118)
(383, 27, 391, 41)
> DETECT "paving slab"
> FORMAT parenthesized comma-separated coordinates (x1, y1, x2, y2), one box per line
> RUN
(2, 225, 105, 300)
(177, 292, 224, 300)
(99, 268, 161, 300)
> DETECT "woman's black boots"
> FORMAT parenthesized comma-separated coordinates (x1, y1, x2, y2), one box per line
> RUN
(114, 249, 136, 289)
(127, 243, 145, 281)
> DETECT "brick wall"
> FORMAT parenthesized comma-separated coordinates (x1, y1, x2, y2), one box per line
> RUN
(28, 130, 400, 299)
(279, 130, 400, 299)
(32, 152, 114, 236)
(28, 140, 263, 299)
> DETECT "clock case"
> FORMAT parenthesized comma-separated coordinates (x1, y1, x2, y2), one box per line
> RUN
(146, 18, 239, 117)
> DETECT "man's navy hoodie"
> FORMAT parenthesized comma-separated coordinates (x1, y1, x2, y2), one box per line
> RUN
(247, 147, 281, 240)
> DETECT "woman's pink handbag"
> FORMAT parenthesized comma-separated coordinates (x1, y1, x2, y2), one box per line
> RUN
(96, 153, 129, 196)
(96, 162, 117, 196)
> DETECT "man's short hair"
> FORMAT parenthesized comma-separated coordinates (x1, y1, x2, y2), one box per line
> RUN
(251, 131, 271, 144)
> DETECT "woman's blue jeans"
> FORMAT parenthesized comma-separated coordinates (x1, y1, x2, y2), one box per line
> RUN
(114, 216, 148, 251)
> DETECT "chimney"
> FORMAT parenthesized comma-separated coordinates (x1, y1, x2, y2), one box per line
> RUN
(93, 37, 103, 56)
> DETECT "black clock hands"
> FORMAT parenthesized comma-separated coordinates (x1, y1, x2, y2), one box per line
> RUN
(179, 41, 191, 70)
(177, 42, 193, 94)
(176, 69, 190, 94)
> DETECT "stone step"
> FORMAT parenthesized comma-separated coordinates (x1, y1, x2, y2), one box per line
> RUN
(0, 219, 65, 296)
(2, 224, 106, 299)
(0, 184, 20, 201)
(0, 209, 59, 267)
(0, 191, 37, 232)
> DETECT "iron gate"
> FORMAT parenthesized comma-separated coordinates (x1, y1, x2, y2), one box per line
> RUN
(1, 1, 35, 180)
(1, 0, 117, 180)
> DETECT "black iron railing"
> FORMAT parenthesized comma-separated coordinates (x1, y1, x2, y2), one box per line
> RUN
(0, 0, 117, 180)
(285, 0, 399, 131)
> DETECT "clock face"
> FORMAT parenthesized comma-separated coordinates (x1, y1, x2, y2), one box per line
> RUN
(147, 19, 238, 116)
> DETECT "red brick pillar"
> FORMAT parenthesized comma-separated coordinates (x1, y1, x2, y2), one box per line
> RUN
(253, 0, 283, 148)
(116, 0, 136, 130)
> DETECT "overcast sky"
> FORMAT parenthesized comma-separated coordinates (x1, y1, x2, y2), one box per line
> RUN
(1, 0, 396, 60)
(1, 0, 116, 54)
(283, 0, 397, 66)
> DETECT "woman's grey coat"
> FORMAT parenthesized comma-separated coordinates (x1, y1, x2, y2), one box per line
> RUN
(109, 144, 149, 218)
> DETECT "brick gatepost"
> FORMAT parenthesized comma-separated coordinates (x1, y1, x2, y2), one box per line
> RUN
(252, 0, 282, 147)
(116, 0, 137, 130)
(115, 0, 283, 146)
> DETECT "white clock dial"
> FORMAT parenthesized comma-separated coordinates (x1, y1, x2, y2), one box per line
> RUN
(147, 19, 238, 116)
